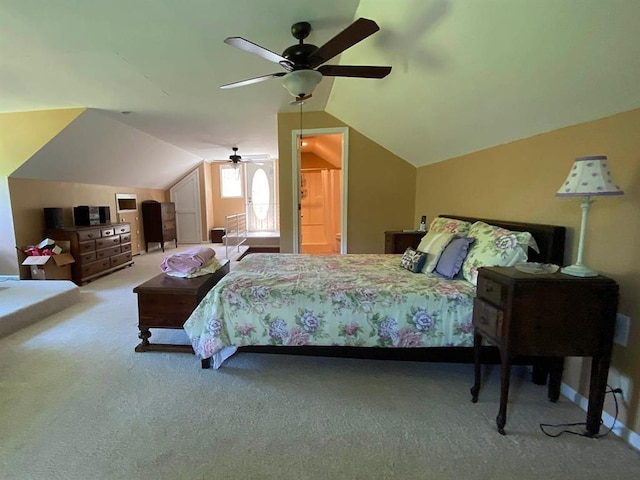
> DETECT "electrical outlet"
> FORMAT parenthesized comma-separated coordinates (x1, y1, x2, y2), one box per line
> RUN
(614, 313, 630, 347)
(619, 375, 632, 401)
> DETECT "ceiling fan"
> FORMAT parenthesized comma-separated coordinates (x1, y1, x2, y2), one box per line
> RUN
(209, 147, 269, 167)
(221, 18, 392, 101)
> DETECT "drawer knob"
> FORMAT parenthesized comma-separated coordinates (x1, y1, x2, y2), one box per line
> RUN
(486, 285, 494, 292)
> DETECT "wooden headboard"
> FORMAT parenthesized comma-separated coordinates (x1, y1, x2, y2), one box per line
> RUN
(441, 215, 566, 266)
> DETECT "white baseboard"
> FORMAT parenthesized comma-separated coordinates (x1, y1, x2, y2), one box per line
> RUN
(561, 382, 640, 452)
(0, 275, 19, 281)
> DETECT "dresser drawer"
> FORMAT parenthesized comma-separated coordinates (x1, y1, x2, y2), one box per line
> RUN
(113, 224, 131, 235)
(96, 246, 122, 259)
(101, 227, 115, 237)
(477, 275, 505, 307)
(163, 228, 176, 240)
(120, 242, 132, 253)
(120, 233, 131, 243)
(473, 298, 503, 341)
(78, 240, 96, 253)
(81, 259, 111, 277)
(111, 251, 132, 268)
(78, 251, 97, 264)
(95, 236, 121, 249)
(163, 220, 176, 231)
(78, 229, 101, 241)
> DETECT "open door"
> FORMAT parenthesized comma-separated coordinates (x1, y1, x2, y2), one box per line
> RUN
(292, 127, 348, 254)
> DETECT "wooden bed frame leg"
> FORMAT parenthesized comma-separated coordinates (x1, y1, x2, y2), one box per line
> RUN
(201, 357, 212, 369)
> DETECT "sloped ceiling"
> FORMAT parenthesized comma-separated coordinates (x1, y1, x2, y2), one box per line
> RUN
(11, 109, 202, 189)
(2, 0, 640, 190)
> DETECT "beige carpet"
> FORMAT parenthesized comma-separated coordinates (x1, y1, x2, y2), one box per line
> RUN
(0, 279, 80, 339)
(1, 246, 638, 480)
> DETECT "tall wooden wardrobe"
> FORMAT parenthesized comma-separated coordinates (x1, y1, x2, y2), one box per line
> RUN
(141, 200, 177, 252)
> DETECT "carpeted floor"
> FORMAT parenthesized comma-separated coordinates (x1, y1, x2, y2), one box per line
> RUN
(1, 247, 638, 479)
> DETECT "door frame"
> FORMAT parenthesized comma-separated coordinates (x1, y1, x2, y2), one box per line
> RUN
(291, 127, 349, 254)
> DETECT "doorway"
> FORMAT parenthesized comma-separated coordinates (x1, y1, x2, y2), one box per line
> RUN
(169, 168, 202, 244)
(245, 159, 278, 233)
(292, 127, 348, 254)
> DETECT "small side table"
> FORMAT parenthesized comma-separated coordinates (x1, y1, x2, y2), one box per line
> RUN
(384, 230, 425, 254)
(470, 266, 618, 436)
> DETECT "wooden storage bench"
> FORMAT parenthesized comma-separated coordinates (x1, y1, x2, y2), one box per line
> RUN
(133, 259, 230, 361)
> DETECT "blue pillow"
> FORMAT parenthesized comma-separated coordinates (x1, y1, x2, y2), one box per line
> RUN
(400, 247, 428, 273)
(434, 237, 475, 279)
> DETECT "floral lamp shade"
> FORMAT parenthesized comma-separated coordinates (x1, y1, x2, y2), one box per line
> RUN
(555, 155, 623, 277)
(556, 155, 623, 197)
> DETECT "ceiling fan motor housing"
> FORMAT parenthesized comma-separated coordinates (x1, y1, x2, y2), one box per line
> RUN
(282, 43, 318, 69)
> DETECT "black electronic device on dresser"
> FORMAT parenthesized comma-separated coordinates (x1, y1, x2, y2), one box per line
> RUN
(141, 200, 177, 252)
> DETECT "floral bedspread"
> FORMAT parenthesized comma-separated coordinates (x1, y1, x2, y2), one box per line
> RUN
(183, 253, 476, 367)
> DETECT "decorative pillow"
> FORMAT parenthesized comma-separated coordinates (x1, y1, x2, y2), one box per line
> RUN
(428, 217, 473, 236)
(416, 231, 456, 273)
(434, 237, 476, 279)
(400, 247, 428, 273)
(461, 221, 534, 285)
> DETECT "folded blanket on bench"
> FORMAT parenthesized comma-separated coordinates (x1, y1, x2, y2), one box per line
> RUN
(160, 247, 217, 275)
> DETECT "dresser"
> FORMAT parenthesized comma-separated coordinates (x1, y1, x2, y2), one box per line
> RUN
(470, 266, 618, 436)
(384, 230, 425, 253)
(44, 223, 134, 286)
(141, 201, 177, 252)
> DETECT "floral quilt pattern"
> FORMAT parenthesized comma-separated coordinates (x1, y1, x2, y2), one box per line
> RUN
(183, 254, 476, 361)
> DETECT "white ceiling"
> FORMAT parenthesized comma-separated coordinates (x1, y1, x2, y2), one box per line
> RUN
(3, 0, 640, 189)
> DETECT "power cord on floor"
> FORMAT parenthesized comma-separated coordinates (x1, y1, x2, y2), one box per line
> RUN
(539, 386, 621, 439)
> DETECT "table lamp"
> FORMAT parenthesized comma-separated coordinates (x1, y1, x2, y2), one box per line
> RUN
(556, 155, 623, 277)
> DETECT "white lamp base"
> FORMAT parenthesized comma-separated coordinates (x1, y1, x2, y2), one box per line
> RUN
(561, 264, 598, 277)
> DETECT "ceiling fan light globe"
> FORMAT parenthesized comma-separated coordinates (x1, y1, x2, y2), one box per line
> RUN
(282, 70, 322, 98)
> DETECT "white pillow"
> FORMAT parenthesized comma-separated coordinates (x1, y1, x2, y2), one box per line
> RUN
(417, 231, 456, 273)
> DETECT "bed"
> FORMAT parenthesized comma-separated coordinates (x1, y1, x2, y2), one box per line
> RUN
(184, 216, 565, 369)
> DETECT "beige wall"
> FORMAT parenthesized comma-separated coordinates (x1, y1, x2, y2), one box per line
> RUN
(9, 178, 166, 277)
(302, 152, 337, 170)
(0, 108, 86, 275)
(415, 107, 640, 434)
(278, 111, 416, 253)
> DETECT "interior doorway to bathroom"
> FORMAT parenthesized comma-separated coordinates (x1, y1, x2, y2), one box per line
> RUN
(292, 127, 348, 254)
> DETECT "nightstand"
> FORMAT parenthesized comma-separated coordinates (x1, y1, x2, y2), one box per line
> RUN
(384, 230, 425, 254)
(470, 266, 618, 436)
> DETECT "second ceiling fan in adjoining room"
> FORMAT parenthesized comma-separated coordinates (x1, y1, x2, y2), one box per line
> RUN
(220, 17, 392, 102)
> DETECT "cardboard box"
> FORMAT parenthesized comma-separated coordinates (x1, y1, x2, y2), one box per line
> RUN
(20, 239, 75, 280)
(22, 253, 75, 280)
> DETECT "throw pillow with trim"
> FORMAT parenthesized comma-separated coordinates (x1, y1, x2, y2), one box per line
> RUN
(416, 231, 456, 273)
(434, 236, 476, 279)
(400, 247, 428, 273)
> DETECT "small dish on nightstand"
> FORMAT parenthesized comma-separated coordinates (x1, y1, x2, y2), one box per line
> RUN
(514, 263, 559, 274)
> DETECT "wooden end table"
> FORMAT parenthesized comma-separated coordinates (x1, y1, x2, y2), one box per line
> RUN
(470, 266, 618, 436)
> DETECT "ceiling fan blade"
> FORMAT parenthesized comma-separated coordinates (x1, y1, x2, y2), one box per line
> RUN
(308, 18, 380, 68)
(317, 65, 391, 78)
(220, 72, 285, 89)
(224, 37, 293, 67)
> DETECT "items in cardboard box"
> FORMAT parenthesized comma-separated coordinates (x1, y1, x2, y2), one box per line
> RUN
(20, 238, 75, 280)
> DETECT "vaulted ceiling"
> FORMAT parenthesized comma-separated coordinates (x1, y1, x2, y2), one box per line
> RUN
(3, 0, 640, 189)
